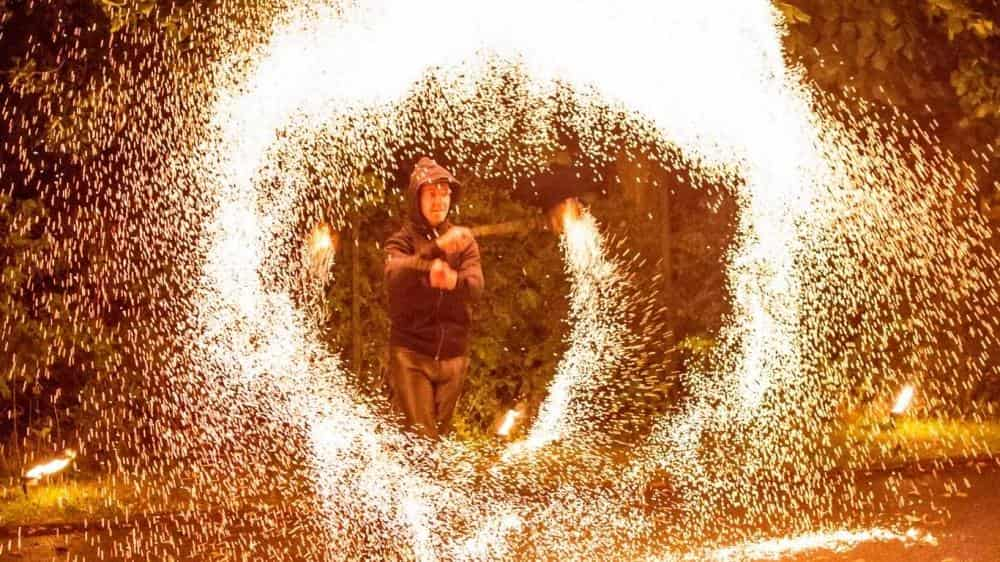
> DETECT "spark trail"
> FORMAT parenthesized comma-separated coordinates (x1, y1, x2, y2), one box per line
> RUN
(516, 207, 630, 454)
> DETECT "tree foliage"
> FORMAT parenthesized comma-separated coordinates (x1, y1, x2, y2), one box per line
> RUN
(0, 194, 117, 461)
(781, 0, 999, 204)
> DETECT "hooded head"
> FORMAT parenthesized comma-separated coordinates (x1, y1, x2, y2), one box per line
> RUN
(407, 157, 460, 229)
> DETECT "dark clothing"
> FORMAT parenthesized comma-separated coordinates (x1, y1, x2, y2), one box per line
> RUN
(384, 222, 483, 359)
(384, 157, 484, 360)
(387, 345, 468, 439)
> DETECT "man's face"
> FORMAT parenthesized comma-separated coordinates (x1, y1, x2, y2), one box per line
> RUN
(420, 181, 451, 227)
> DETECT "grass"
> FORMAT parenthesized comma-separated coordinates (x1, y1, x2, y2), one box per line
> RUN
(834, 415, 1000, 469)
(1, 416, 998, 529)
(0, 477, 128, 528)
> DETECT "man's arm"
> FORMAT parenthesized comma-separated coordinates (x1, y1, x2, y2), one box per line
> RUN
(384, 233, 444, 287)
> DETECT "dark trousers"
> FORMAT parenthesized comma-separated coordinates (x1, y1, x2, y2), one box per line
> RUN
(388, 345, 469, 440)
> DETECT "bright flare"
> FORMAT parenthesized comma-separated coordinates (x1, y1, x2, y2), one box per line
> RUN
(892, 384, 916, 416)
(547, 197, 583, 234)
(24, 449, 77, 481)
(689, 527, 936, 561)
(497, 409, 521, 437)
(309, 222, 336, 253)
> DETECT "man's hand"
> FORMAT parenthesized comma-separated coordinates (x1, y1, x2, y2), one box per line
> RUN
(435, 226, 473, 255)
(429, 259, 458, 290)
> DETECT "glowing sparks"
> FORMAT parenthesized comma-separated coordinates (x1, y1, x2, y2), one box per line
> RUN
(517, 206, 629, 455)
(892, 384, 916, 416)
(309, 222, 337, 253)
(691, 527, 937, 561)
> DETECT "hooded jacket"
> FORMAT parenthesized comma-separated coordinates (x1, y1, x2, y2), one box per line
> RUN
(384, 158, 484, 359)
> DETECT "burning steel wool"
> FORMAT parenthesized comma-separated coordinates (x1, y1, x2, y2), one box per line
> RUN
(305, 221, 339, 281)
(1, 0, 998, 560)
(514, 200, 631, 455)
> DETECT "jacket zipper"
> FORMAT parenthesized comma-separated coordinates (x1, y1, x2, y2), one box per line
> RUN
(432, 228, 445, 360)
(434, 290, 445, 360)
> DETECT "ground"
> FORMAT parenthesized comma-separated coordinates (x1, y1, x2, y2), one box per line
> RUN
(783, 460, 1000, 562)
(2, 459, 999, 561)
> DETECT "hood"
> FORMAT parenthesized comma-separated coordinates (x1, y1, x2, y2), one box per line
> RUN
(406, 156, 461, 228)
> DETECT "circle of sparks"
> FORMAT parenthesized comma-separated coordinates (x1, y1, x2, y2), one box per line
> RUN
(3, 1, 997, 560)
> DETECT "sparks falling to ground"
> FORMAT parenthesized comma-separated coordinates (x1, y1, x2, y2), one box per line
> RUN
(1, 0, 998, 560)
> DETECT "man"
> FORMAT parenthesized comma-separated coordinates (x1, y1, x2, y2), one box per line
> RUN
(384, 157, 484, 440)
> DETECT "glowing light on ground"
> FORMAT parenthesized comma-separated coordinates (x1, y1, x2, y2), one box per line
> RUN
(23, 449, 77, 481)
(657, 527, 938, 561)
(892, 384, 916, 416)
(496, 410, 521, 438)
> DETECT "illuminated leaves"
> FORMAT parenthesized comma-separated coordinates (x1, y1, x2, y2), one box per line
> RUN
(776, 2, 811, 25)
(0, 195, 116, 429)
(952, 57, 1000, 125)
(98, 0, 159, 33)
(783, 1, 996, 114)
(925, 0, 998, 41)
